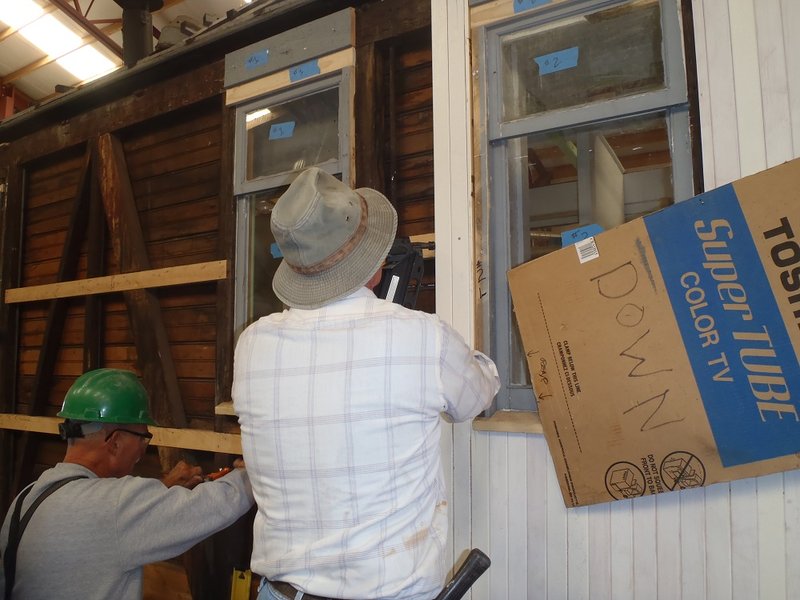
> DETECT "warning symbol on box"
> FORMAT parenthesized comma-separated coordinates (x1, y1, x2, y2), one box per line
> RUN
(605, 462, 645, 500)
(660, 451, 705, 490)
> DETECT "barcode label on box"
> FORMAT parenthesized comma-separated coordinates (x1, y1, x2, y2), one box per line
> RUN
(575, 236, 599, 263)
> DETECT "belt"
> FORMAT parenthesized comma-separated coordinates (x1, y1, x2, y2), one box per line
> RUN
(269, 580, 342, 600)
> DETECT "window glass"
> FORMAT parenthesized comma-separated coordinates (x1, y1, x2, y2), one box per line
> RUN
(241, 171, 346, 325)
(244, 86, 339, 182)
(235, 74, 350, 331)
(501, 0, 665, 121)
(517, 112, 672, 264)
(504, 112, 675, 385)
(245, 186, 288, 323)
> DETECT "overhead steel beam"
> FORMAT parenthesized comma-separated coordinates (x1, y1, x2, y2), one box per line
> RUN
(48, 0, 124, 58)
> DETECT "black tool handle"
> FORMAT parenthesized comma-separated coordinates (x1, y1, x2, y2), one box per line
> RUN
(434, 548, 491, 600)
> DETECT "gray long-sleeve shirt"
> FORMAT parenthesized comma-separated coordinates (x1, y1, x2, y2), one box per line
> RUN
(0, 462, 254, 599)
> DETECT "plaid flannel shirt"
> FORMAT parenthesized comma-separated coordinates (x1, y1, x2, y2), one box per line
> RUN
(233, 288, 499, 600)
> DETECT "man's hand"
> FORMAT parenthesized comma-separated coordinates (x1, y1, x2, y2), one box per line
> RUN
(161, 460, 203, 489)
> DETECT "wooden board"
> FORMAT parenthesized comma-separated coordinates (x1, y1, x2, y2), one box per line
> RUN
(0, 414, 242, 454)
(5, 261, 227, 303)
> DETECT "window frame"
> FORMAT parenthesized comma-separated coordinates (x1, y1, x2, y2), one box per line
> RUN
(232, 69, 352, 196)
(233, 69, 353, 335)
(479, 0, 696, 413)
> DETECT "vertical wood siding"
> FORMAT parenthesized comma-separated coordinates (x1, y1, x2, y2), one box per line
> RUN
(434, 0, 800, 598)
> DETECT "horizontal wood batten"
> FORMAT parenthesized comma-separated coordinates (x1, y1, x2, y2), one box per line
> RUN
(214, 401, 236, 416)
(5, 260, 228, 304)
(472, 409, 544, 434)
(0, 414, 242, 454)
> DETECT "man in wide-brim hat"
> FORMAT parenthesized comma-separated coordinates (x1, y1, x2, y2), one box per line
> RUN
(233, 167, 500, 600)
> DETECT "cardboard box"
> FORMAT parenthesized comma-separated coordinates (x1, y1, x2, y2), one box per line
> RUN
(508, 159, 800, 507)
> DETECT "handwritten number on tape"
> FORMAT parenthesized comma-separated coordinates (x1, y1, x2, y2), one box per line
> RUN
(269, 121, 296, 140)
(514, 0, 551, 13)
(245, 50, 268, 70)
(289, 59, 321, 82)
(534, 46, 580, 75)
(561, 224, 603, 248)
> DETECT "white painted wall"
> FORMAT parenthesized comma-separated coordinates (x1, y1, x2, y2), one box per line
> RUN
(432, 1, 800, 598)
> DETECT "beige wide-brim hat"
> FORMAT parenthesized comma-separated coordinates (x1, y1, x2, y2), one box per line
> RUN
(271, 167, 398, 309)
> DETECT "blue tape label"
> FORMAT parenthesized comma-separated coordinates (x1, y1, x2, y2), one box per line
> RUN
(270, 243, 283, 258)
(535, 47, 580, 75)
(289, 59, 321, 82)
(562, 224, 603, 248)
(514, 0, 551, 13)
(268, 121, 296, 140)
(245, 50, 268, 70)
(644, 186, 800, 466)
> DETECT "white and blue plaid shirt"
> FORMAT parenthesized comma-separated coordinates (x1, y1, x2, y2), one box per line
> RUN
(233, 287, 499, 600)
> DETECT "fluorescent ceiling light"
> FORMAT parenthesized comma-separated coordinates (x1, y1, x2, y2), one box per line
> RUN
(0, 0, 43, 30)
(57, 46, 117, 82)
(20, 14, 82, 58)
(0, 0, 117, 85)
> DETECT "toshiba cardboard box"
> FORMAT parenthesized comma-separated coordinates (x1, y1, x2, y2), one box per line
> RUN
(508, 159, 800, 508)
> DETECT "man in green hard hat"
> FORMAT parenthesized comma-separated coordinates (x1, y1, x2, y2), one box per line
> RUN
(54, 368, 188, 483)
(0, 368, 254, 600)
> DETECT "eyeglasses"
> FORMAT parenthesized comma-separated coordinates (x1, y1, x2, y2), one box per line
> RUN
(104, 428, 153, 445)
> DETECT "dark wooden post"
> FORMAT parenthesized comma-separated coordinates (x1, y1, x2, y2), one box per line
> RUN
(11, 150, 92, 497)
(94, 133, 188, 432)
(84, 149, 106, 371)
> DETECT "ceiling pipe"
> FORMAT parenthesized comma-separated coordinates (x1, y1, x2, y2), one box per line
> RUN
(113, 0, 164, 67)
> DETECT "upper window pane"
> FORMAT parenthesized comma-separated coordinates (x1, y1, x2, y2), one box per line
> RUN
(244, 86, 339, 183)
(500, 0, 665, 121)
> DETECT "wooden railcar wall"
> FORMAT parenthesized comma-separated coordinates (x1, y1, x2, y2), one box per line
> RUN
(17, 99, 223, 431)
(1, 3, 434, 597)
(4, 0, 436, 488)
(389, 36, 434, 239)
(15, 99, 226, 482)
(376, 32, 436, 313)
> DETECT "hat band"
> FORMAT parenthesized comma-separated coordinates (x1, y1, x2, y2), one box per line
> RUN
(287, 194, 369, 276)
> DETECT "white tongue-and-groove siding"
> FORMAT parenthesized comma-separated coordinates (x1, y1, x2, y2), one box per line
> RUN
(432, 1, 800, 598)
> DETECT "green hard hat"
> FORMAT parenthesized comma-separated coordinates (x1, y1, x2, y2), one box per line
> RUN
(57, 369, 156, 425)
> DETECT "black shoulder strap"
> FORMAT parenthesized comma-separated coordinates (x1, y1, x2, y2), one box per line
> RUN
(2, 485, 33, 600)
(3, 475, 87, 600)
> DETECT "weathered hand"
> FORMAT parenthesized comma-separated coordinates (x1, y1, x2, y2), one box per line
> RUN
(161, 460, 203, 489)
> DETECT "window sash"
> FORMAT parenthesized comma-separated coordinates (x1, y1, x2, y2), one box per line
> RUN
(480, 0, 693, 413)
(233, 70, 352, 196)
(233, 70, 353, 333)
(484, 0, 687, 142)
